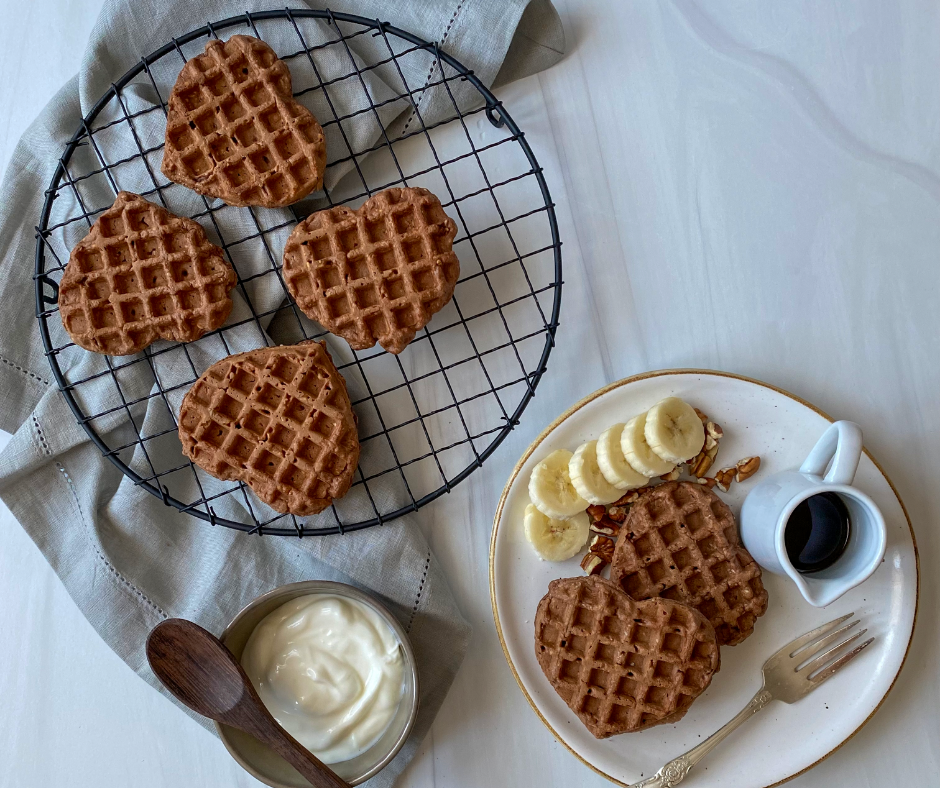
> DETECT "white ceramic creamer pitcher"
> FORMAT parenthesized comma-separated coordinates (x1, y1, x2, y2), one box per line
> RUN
(739, 421, 887, 607)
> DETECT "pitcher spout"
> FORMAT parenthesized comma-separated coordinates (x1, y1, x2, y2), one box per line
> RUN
(785, 569, 855, 608)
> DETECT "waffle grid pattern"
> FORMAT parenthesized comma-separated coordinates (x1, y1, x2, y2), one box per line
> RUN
(162, 35, 326, 207)
(34, 10, 562, 536)
(58, 191, 236, 355)
(535, 576, 719, 737)
(283, 187, 459, 354)
(179, 342, 359, 516)
(611, 481, 769, 646)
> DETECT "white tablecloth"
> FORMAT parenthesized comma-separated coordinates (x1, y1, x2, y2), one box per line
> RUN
(1, 0, 937, 786)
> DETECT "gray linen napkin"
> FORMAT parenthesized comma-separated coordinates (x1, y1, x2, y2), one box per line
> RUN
(0, 1, 565, 785)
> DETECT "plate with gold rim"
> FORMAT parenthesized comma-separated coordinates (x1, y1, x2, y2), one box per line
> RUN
(489, 370, 917, 787)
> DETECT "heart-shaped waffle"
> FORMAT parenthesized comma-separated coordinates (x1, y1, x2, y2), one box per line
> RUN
(178, 341, 359, 516)
(282, 187, 460, 354)
(58, 191, 236, 355)
(162, 35, 326, 208)
(535, 575, 719, 737)
(611, 481, 769, 646)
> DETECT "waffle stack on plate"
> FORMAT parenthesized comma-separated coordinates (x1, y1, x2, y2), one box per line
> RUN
(610, 482, 769, 646)
(535, 575, 720, 737)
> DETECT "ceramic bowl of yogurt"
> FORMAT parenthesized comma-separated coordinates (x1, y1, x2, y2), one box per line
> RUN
(216, 580, 419, 787)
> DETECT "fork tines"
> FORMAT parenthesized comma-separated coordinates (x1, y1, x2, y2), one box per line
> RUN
(784, 613, 875, 683)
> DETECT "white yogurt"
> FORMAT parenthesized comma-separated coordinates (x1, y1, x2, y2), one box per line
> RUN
(240, 593, 405, 764)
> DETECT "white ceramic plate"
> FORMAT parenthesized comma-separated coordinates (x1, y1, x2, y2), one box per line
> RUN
(490, 371, 918, 788)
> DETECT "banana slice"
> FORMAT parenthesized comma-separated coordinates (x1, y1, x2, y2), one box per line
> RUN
(645, 397, 706, 463)
(528, 449, 588, 519)
(621, 412, 676, 477)
(596, 423, 650, 490)
(524, 504, 589, 561)
(569, 440, 623, 505)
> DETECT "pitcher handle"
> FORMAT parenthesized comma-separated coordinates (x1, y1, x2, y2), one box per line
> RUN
(799, 421, 863, 484)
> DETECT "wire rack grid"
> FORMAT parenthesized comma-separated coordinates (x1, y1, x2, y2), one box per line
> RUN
(34, 9, 562, 536)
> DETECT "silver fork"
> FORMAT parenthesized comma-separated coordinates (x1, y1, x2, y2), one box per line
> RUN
(632, 613, 874, 788)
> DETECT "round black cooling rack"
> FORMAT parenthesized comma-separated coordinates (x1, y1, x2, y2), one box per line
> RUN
(34, 9, 562, 536)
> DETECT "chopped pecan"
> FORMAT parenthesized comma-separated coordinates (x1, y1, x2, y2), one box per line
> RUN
(660, 467, 681, 482)
(693, 408, 708, 424)
(612, 490, 640, 507)
(696, 476, 717, 489)
(607, 505, 628, 523)
(586, 504, 607, 522)
(689, 435, 719, 476)
(714, 467, 736, 493)
(590, 518, 621, 537)
(689, 452, 714, 478)
(706, 421, 723, 441)
(580, 552, 606, 576)
(735, 456, 761, 482)
(589, 535, 615, 562)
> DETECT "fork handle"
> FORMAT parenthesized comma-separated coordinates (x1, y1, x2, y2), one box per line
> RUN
(631, 688, 774, 788)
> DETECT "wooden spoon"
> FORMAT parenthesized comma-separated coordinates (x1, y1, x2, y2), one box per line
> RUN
(146, 618, 349, 788)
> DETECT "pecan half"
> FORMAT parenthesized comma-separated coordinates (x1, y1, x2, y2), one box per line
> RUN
(589, 534, 615, 563)
(586, 504, 607, 522)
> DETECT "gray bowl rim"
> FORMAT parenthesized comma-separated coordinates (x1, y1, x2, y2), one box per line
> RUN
(215, 579, 420, 787)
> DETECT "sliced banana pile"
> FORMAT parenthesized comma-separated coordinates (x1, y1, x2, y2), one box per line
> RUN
(524, 396, 705, 561)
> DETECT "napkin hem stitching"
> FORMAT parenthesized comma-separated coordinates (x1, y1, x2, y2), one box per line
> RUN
(400, 0, 466, 135)
(1, 354, 50, 387)
(406, 549, 431, 632)
(32, 415, 52, 456)
(53, 456, 170, 620)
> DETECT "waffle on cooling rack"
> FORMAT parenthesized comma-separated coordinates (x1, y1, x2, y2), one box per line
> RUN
(178, 341, 359, 515)
(283, 187, 460, 354)
(162, 35, 326, 208)
(58, 191, 236, 355)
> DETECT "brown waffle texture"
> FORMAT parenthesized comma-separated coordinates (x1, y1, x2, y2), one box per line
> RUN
(535, 575, 720, 738)
(611, 481, 769, 646)
(178, 341, 359, 516)
(58, 191, 236, 356)
(162, 35, 326, 208)
(282, 187, 460, 354)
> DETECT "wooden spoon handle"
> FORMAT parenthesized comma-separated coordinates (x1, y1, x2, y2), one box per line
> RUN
(248, 713, 350, 788)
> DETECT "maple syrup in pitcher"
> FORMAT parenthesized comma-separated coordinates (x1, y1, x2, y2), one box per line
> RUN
(784, 492, 851, 573)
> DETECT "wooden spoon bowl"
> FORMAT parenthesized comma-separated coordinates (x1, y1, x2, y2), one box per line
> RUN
(146, 618, 349, 788)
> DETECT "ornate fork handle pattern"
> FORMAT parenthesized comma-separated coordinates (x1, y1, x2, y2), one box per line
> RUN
(632, 689, 774, 788)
